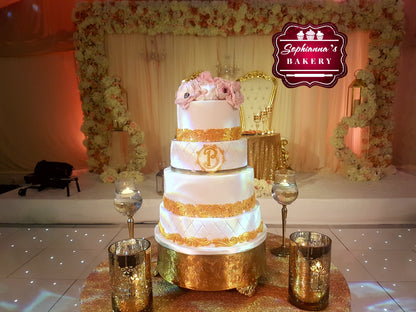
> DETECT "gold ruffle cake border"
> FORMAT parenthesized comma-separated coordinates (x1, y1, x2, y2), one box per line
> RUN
(163, 194, 256, 218)
(158, 222, 263, 247)
(176, 127, 241, 142)
(157, 240, 266, 292)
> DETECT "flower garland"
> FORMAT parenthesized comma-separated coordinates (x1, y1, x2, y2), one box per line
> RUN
(72, 0, 404, 182)
(100, 76, 146, 183)
(330, 69, 382, 181)
(254, 178, 273, 198)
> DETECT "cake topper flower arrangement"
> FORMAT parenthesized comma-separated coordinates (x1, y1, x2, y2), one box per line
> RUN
(175, 71, 244, 110)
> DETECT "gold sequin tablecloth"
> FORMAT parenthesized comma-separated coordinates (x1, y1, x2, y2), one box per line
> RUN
(246, 133, 282, 180)
(80, 233, 351, 312)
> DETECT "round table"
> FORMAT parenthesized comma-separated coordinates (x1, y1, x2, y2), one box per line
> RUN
(245, 133, 283, 180)
(80, 233, 351, 311)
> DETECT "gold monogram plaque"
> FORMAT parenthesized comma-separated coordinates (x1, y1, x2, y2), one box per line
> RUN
(196, 144, 225, 172)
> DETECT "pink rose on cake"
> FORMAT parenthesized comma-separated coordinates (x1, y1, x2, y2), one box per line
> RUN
(232, 81, 244, 109)
(196, 71, 215, 84)
(175, 79, 207, 109)
(215, 78, 244, 109)
(195, 71, 217, 100)
(175, 71, 243, 109)
(215, 77, 232, 100)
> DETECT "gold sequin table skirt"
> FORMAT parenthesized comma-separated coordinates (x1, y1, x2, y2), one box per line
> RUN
(246, 133, 282, 181)
(80, 233, 351, 312)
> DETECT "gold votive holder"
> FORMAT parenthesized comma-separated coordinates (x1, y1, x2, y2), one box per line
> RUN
(108, 238, 152, 312)
(288, 231, 332, 311)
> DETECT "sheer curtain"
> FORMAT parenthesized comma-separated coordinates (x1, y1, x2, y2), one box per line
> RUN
(106, 32, 369, 174)
(0, 51, 87, 173)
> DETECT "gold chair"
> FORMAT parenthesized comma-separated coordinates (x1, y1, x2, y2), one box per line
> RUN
(236, 71, 278, 134)
(237, 71, 290, 177)
(184, 71, 203, 82)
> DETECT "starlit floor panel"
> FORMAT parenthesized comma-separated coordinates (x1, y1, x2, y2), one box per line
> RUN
(0, 224, 414, 311)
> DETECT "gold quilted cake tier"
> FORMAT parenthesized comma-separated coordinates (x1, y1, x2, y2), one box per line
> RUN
(157, 241, 266, 292)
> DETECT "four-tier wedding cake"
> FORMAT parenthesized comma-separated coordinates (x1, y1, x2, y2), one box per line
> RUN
(154, 72, 267, 295)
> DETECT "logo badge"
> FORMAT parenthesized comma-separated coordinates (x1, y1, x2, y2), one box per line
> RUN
(196, 144, 225, 172)
(272, 22, 347, 88)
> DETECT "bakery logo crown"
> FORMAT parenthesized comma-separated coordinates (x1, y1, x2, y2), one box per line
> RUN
(297, 29, 325, 41)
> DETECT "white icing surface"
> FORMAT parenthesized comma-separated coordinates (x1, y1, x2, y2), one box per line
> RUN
(164, 167, 254, 205)
(170, 139, 247, 171)
(154, 223, 267, 255)
(177, 100, 240, 131)
(159, 202, 262, 240)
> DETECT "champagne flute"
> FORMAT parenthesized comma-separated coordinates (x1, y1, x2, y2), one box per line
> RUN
(253, 113, 261, 135)
(271, 169, 298, 257)
(261, 109, 268, 134)
(266, 106, 273, 134)
(114, 178, 143, 239)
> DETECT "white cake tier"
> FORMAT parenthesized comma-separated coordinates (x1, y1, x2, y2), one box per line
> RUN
(164, 166, 254, 209)
(170, 139, 247, 172)
(155, 222, 267, 255)
(177, 100, 240, 131)
(177, 100, 241, 142)
(159, 201, 262, 240)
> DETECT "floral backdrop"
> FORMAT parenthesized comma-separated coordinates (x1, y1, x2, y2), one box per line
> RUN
(72, 0, 404, 183)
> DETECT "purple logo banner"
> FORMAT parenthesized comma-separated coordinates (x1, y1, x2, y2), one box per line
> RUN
(272, 22, 347, 88)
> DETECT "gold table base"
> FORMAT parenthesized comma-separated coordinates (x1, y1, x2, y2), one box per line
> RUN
(80, 234, 351, 312)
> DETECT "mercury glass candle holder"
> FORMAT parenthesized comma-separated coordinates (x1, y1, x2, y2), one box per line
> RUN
(108, 238, 152, 312)
(288, 231, 332, 311)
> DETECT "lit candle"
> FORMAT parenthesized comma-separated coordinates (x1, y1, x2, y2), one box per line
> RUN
(281, 179, 290, 187)
(314, 261, 322, 271)
(121, 187, 134, 196)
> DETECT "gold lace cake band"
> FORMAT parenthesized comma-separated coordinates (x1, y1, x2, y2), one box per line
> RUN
(176, 127, 242, 142)
(158, 222, 264, 247)
(163, 194, 256, 218)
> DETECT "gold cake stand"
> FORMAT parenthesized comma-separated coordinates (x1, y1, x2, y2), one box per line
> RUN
(80, 234, 351, 312)
(157, 239, 266, 295)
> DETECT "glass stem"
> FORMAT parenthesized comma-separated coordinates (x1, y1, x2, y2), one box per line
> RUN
(127, 217, 134, 239)
(281, 204, 287, 249)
